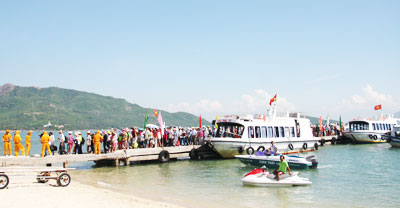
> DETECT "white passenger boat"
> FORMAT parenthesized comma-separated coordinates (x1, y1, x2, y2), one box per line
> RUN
(240, 168, 312, 187)
(382, 126, 400, 148)
(344, 115, 400, 144)
(208, 109, 320, 158)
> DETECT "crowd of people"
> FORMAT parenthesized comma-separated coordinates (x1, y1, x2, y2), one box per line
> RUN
(311, 123, 344, 137)
(2, 126, 215, 157)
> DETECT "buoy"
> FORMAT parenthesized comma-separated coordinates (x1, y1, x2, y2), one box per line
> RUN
(256, 146, 265, 152)
(314, 143, 318, 150)
(288, 143, 294, 150)
(331, 137, 336, 145)
(302, 143, 308, 150)
(246, 147, 254, 155)
(158, 150, 170, 162)
(238, 146, 244, 154)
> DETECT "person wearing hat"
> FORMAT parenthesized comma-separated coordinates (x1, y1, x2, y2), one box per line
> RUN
(86, 131, 92, 153)
(26, 130, 32, 156)
(93, 130, 103, 154)
(2, 130, 12, 156)
(41, 131, 52, 157)
(58, 130, 65, 155)
(13, 131, 25, 157)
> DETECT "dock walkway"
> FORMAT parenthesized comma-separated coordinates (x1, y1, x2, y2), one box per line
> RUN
(0, 145, 202, 167)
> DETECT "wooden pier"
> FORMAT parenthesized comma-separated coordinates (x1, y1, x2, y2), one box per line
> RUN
(0, 145, 208, 167)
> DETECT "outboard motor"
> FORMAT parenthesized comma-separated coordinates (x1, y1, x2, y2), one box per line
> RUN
(306, 155, 319, 169)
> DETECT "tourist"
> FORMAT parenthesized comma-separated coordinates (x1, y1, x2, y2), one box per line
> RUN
(86, 131, 92, 153)
(103, 131, 109, 153)
(266, 141, 278, 156)
(107, 131, 112, 152)
(41, 131, 52, 157)
(49, 132, 56, 154)
(111, 130, 118, 152)
(26, 130, 32, 156)
(2, 129, 12, 156)
(78, 132, 84, 154)
(67, 131, 73, 154)
(58, 130, 65, 155)
(273, 155, 291, 181)
(13, 131, 25, 157)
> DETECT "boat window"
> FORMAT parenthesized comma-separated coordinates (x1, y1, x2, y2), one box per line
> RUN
(280, 127, 285, 137)
(389, 125, 392, 131)
(215, 122, 245, 138)
(274, 127, 279, 138)
(248, 126, 254, 138)
(349, 121, 369, 131)
(376, 123, 380, 130)
(386, 124, 389, 131)
(285, 127, 290, 138)
(379, 124, 383, 131)
(372, 123, 376, 131)
(261, 126, 267, 138)
(290, 127, 295, 137)
(268, 127, 273, 138)
(255, 126, 261, 138)
(295, 120, 301, 137)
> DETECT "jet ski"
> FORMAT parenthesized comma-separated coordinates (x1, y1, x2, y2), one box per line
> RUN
(240, 168, 312, 187)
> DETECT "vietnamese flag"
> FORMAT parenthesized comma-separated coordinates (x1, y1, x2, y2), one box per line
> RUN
(199, 114, 202, 128)
(154, 109, 158, 118)
(269, 94, 277, 106)
(374, 104, 382, 110)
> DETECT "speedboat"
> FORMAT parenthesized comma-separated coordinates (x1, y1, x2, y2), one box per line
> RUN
(235, 153, 318, 169)
(240, 168, 312, 187)
(344, 115, 400, 144)
(382, 126, 400, 148)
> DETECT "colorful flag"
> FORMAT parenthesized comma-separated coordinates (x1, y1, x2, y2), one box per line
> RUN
(144, 112, 148, 129)
(215, 113, 219, 128)
(339, 115, 343, 131)
(158, 112, 164, 135)
(269, 94, 277, 106)
(319, 116, 322, 131)
(199, 114, 202, 128)
(326, 115, 330, 126)
(154, 109, 158, 118)
(374, 104, 382, 110)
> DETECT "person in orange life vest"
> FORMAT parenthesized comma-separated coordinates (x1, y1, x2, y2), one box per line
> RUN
(93, 131, 103, 154)
(41, 131, 52, 157)
(2, 129, 12, 156)
(26, 130, 32, 156)
(13, 130, 25, 157)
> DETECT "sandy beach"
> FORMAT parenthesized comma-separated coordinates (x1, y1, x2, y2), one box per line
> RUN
(1, 173, 184, 208)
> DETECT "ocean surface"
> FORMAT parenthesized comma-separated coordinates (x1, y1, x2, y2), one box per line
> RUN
(1, 131, 400, 207)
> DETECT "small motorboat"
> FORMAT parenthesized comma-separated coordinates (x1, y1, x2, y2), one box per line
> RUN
(235, 153, 318, 169)
(382, 126, 400, 148)
(240, 168, 312, 187)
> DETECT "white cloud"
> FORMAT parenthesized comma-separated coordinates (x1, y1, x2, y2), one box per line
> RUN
(162, 89, 296, 120)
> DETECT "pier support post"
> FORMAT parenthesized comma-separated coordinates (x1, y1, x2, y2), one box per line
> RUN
(63, 161, 69, 168)
(115, 159, 119, 167)
(124, 158, 129, 166)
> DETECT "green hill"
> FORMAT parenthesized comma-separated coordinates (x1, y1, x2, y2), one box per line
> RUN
(0, 84, 209, 130)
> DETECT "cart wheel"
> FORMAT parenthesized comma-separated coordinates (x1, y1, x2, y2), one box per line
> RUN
(0, 174, 9, 189)
(57, 173, 71, 187)
(37, 172, 49, 183)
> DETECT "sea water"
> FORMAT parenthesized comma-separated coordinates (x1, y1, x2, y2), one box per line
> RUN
(1, 132, 399, 207)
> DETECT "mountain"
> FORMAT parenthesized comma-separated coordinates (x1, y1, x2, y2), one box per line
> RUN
(0, 84, 209, 130)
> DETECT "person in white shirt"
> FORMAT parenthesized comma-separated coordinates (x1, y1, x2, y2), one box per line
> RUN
(58, 130, 65, 155)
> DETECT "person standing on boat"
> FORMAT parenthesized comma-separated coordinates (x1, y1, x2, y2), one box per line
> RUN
(273, 155, 292, 181)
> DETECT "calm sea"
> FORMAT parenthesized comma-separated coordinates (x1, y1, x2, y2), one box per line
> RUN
(1, 131, 399, 207)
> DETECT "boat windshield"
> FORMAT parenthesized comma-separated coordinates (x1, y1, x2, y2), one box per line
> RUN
(349, 121, 370, 131)
(215, 122, 245, 138)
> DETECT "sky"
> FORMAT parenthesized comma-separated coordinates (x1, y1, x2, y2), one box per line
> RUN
(0, 0, 399, 122)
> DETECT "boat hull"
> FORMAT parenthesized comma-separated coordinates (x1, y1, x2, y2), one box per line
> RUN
(344, 132, 387, 144)
(235, 155, 315, 170)
(209, 138, 319, 158)
(386, 136, 400, 148)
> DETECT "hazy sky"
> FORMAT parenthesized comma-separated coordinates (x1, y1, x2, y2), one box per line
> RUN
(1, 0, 399, 121)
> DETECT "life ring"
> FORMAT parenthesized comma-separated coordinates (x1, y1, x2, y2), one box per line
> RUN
(373, 135, 378, 140)
(302, 143, 308, 150)
(158, 150, 170, 162)
(314, 143, 318, 150)
(288, 143, 294, 150)
(331, 137, 336, 145)
(246, 147, 255, 155)
(368, 134, 373, 139)
(320, 139, 325, 146)
(256, 146, 265, 152)
(189, 149, 199, 160)
(238, 146, 244, 154)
